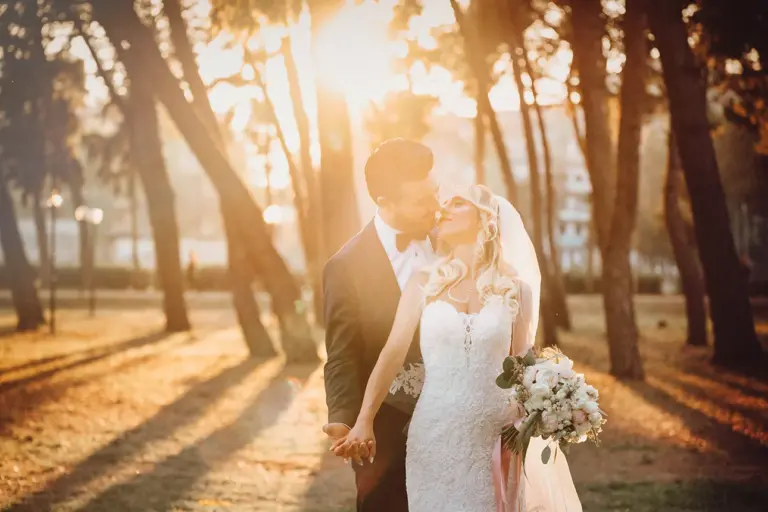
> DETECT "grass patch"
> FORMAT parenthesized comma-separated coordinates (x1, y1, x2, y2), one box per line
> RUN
(579, 479, 768, 512)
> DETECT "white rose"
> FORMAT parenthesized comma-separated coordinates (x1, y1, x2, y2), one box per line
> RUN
(530, 382, 551, 398)
(537, 369, 560, 389)
(527, 394, 549, 411)
(583, 400, 599, 414)
(571, 390, 588, 409)
(522, 367, 538, 389)
(588, 412, 603, 424)
(584, 385, 599, 398)
(549, 356, 576, 379)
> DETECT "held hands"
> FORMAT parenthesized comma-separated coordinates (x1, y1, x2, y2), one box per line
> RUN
(328, 420, 376, 465)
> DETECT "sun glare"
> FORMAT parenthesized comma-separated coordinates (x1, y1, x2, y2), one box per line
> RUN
(311, 1, 400, 108)
(71, 0, 576, 194)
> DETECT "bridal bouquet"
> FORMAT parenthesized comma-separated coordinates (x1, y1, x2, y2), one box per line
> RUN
(496, 348, 606, 463)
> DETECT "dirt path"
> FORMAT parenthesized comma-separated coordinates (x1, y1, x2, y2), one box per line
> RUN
(1, 297, 766, 511)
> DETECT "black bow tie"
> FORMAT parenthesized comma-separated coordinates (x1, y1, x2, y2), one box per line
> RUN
(396, 231, 432, 252)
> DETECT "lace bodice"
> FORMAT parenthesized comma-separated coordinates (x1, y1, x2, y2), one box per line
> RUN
(405, 295, 519, 512)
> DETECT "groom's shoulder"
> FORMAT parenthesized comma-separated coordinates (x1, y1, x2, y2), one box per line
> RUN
(325, 223, 371, 270)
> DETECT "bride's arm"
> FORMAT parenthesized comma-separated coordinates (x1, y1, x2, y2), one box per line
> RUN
(335, 273, 425, 460)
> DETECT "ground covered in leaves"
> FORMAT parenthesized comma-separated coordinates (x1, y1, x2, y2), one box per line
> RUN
(1, 296, 766, 511)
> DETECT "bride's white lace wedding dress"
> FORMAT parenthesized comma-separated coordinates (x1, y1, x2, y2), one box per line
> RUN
(405, 296, 582, 512)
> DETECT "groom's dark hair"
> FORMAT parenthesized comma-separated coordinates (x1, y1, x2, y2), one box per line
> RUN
(364, 138, 433, 202)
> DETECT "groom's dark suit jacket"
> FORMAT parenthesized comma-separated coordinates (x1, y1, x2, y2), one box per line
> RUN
(323, 221, 422, 427)
(323, 221, 423, 511)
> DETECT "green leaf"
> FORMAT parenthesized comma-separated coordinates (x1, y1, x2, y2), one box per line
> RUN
(502, 356, 516, 373)
(496, 374, 513, 389)
(541, 445, 551, 464)
(522, 349, 537, 366)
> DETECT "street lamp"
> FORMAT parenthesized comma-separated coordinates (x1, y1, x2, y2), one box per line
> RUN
(46, 190, 63, 335)
(75, 206, 104, 317)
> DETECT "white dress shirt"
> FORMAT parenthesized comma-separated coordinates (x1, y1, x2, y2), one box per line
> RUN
(374, 212, 436, 290)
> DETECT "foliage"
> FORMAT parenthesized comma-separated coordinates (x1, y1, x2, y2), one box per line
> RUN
(0, 0, 85, 197)
(691, 0, 768, 154)
(364, 89, 438, 149)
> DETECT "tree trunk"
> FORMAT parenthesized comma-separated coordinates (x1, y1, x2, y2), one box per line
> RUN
(307, 0, 360, 259)
(127, 88, 191, 332)
(515, 31, 571, 331)
(281, 38, 325, 324)
(128, 170, 140, 271)
(570, 0, 616, 245)
(94, 0, 318, 362)
(0, 179, 45, 331)
(66, 174, 89, 292)
(163, 0, 274, 349)
(32, 188, 49, 284)
(665, 131, 708, 347)
(648, 0, 763, 366)
(450, 0, 517, 202)
(474, 91, 486, 184)
(509, 41, 559, 348)
(225, 219, 277, 358)
(571, 0, 644, 379)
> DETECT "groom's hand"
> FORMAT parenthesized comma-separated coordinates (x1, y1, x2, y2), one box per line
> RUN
(322, 422, 350, 440)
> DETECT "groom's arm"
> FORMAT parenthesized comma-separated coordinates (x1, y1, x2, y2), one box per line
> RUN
(323, 256, 363, 427)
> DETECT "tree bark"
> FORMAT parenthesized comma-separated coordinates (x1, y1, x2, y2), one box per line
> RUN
(474, 90, 486, 185)
(65, 169, 89, 290)
(665, 131, 708, 347)
(509, 41, 559, 348)
(163, 0, 274, 351)
(281, 38, 325, 323)
(307, 0, 360, 259)
(127, 88, 191, 332)
(225, 220, 277, 358)
(81, 22, 189, 329)
(127, 171, 140, 271)
(450, 0, 517, 202)
(515, 30, 572, 331)
(32, 188, 49, 284)
(648, 0, 763, 366)
(571, 0, 644, 379)
(0, 179, 45, 331)
(93, 0, 318, 362)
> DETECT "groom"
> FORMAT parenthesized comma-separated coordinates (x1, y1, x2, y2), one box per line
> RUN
(322, 138, 440, 511)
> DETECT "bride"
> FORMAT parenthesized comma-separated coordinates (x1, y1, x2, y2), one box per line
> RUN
(333, 184, 582, 511)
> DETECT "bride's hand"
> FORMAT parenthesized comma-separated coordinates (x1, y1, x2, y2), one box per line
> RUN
(332, 420, 376, 465)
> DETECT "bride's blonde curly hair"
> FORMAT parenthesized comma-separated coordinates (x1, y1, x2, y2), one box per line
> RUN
(422, 184, 519, 311)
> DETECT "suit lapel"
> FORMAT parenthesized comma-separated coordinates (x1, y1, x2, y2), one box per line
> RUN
(358, 221, 401, 332)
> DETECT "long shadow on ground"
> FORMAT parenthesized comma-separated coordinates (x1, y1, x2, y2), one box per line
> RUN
(74, 363, 318, 512)
(4, 357, 271, 511)
(0, 332, 170, 393)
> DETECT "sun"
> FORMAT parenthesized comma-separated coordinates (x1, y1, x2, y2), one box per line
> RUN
(311, 1, 402, 110)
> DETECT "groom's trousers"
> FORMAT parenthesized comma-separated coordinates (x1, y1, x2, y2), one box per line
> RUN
(353, 403, 410, 512)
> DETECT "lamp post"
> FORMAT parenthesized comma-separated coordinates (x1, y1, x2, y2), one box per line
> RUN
(75, 206, 104, 316)
(46, 190, 63, 335)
